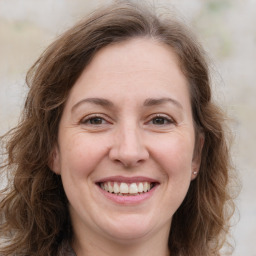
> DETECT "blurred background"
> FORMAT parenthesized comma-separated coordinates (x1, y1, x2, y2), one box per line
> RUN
(0, 0, 255, 255)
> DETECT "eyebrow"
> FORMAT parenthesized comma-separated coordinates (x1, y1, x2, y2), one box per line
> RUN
(143, 97, 183, 109)
(71, 97, 183, 112)
(71, 98, 114, 112)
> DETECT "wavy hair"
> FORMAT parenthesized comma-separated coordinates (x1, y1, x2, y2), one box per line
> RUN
(0, 1, 237, 255)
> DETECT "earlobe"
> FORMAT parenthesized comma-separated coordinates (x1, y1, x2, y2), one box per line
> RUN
(191, 170, 198, 180)
(48, 145, 61, 175)
(191, 133, 205, 180)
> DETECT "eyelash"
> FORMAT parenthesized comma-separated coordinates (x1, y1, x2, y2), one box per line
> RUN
(80, 113, 175, 127)
(147, 114, 175, 126)
(80, 114, 110, 126)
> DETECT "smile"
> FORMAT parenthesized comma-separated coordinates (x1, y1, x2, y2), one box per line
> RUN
(99, 181, 155, 196)
(95, 176, 159, 204)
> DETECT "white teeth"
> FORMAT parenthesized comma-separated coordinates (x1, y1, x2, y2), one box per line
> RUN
(138, 182, 144, 192)
(129, 183, 138, 194)
(108, 182, 114, 193)
(113, 182, 119, 193)
(100, 181, 153, 195)
(120, 183, 129, 193)
(143, 182, 149, 192)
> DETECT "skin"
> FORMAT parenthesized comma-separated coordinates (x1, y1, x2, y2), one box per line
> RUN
(51, 38, 202, 256)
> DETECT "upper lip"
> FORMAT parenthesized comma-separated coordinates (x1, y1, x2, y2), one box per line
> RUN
(95, 176, 159, 183)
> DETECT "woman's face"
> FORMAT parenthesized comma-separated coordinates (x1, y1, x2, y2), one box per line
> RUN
(51, 38, 201, 244)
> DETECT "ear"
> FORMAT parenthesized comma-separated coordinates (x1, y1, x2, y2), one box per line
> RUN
(191, 133, 204, 180)
(48, 145, 61, 175)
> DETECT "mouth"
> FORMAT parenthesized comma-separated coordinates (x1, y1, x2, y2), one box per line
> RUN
(97, 181, 158, 196)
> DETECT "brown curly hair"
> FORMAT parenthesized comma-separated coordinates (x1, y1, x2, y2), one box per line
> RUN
(0, 1, 237, 255)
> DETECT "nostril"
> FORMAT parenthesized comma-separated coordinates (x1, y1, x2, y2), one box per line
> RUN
(108, 136, 149, 167)
(112, 158, 146, 168)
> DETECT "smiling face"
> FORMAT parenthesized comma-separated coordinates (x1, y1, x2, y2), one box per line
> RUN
(51, 38, 202, 250)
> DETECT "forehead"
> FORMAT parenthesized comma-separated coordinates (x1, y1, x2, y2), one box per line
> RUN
(84, 38, 182, 78)
(66, 37, 190, 107)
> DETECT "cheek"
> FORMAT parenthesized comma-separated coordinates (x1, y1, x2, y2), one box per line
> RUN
(59, 134, 107, 178)
(157, 135, 194, 208)
(151, 133, 195, 175)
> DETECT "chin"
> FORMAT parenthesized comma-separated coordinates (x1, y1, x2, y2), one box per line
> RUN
(100, 215, 155, 242)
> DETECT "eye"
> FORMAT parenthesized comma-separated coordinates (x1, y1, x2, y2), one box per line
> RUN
(147, 114, 175, 126)
(80, 115, 109, 126)
(87, 117, 105, 125)
(151, 116, 170, 125)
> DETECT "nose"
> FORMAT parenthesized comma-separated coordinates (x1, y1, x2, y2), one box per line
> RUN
(109, 124, 149, 168)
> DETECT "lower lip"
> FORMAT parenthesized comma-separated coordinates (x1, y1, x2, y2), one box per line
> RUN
(97, 185, 158, 205)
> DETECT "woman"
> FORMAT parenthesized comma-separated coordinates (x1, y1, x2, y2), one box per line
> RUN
(0, 1, 236, 255)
